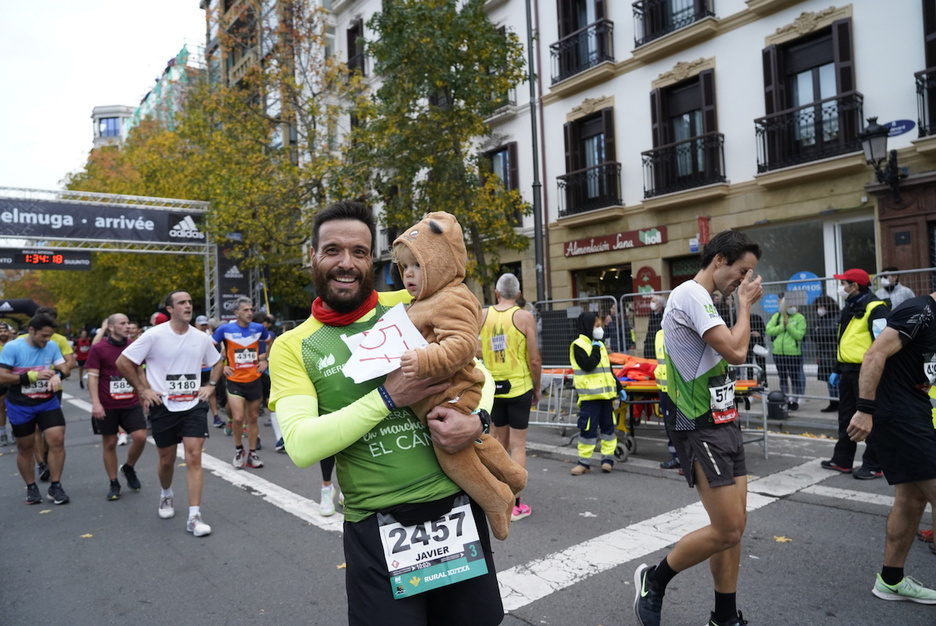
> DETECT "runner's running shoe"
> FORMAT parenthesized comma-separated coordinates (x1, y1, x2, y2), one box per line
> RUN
(247, 451, 264, 468)
(107, 482, 121, 501)
(158, 495, 175, 519)
(873, 574, 936, 604)
(233, 448, 246, 469)
(186, 514, 212, 537)
(37, 462, 50, 482)
(511, 501, 532, 521)
(320, 485, 335, 517)
(47, 483, 70, 505)
(121, 464, 141, 491)
(0, 432, 8, 446)
(25, 484, 42, 505)
(274, 438, 286, 452)
(213, 414, 225, 428)
(918, 529, 933, 543)
(634, 563, 663, 626)
(709, 611, 747, 625)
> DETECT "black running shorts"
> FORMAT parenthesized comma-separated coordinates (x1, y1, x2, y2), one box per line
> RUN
(491, 389, 533, 430)
(870, 413, 936, 485)
(149, 403, 209, 448)
(92, 405, 146, 437)
(670, 419, 746, 488)
(10, 407, 66, 439)
(225, 378, 264, 403)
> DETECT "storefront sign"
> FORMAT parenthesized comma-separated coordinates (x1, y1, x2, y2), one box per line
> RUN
(697, 216, 711, 245)
(564, 226, 667, 257)
(786, 271, 822, 305)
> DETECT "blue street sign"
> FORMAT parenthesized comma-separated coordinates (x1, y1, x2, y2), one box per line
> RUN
(786, 271, 822, 305)
(884, 119, 915, 137)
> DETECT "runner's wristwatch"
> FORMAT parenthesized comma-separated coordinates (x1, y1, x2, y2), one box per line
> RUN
(473, 408, 491, 435)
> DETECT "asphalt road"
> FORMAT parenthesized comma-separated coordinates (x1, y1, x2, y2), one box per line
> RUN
(2, 378, 935, 625)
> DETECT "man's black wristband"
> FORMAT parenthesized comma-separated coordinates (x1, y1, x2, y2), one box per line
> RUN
(53, 369, 65, 378)
(856, 398, 876, 415)
(377, 385, 397, 411)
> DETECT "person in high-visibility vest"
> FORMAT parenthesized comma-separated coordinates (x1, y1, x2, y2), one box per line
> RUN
(569, 311, 622, 475)
(654, 328, 680, 471)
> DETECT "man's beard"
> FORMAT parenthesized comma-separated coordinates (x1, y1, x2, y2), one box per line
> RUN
(312, 265, 375, 313)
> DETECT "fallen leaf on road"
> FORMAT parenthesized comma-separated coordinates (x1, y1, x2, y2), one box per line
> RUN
(337, 563, 346, 569)
(579, 512, 597, 518)
(39, 509, 51, 514)
(81, 534, 93, 538)
(178, 463, 186, 467)
(774, 536, 793, 543)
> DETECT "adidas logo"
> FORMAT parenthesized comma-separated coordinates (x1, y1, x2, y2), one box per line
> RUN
(169, 215, 205, 239)
(224, 265, 243, 279)
(317, 354, 335, 370)
(0, 302, 12, 312)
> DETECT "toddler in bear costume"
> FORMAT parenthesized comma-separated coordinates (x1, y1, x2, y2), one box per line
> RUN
(394, 211, 527, 540)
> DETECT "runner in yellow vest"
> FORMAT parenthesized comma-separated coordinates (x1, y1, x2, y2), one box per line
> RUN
(479, 273, 541, 520)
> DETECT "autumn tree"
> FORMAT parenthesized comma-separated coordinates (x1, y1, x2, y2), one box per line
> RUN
(345, 0, 531, 302)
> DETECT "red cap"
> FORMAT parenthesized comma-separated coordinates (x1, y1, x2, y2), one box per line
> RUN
(833, 268, 870, 287)
(153, 312, 169, 326)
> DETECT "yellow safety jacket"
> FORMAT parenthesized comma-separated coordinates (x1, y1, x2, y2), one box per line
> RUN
(837, 300, 887, 364)
(480, 306, 533, 398)
(654, 329, 667, 393)
(570, 335, 616, 404)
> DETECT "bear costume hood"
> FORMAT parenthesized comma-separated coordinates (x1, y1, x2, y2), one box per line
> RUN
(393, 211, 467, 301)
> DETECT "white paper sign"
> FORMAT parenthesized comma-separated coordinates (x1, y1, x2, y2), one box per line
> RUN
(343, 303, 428, 383)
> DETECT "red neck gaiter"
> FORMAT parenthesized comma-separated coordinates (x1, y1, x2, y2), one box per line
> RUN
(311, 291, 379, 326)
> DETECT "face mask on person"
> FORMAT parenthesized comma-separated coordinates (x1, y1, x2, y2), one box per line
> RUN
(880, 277, 891, 288)
(649, 302, 659, 312)
(592, 326, 604, 340)
(787, 307, 797, 315)
(838, 285, 851, 299)
(817, 308, 827, 317)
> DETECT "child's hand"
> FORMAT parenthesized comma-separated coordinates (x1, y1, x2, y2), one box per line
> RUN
(400, 350, 419, 378)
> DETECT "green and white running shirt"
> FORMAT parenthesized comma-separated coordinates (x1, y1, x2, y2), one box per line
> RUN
(661, 280, 730, 431)
(270, 291, 460, 522)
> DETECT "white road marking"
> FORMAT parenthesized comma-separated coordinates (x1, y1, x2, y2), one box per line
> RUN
(150, 436, 344, 533)
(498, 459, 828, 611)
(802, 484, 932, 513)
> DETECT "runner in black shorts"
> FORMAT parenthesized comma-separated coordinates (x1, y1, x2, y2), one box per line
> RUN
(490, 388, 533, 430)
(846, 294, 936, 603)
(117, 290, 222, 537)
(226, 378, 264, 403)
(0, 313, 70, 505)
(86, 313, 147, 501)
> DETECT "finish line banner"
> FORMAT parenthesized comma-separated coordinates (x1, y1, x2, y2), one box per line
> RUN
(0, 198, 207, 245)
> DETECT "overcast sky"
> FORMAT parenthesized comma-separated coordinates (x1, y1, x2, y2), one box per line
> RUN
(0, 1, 207, 192)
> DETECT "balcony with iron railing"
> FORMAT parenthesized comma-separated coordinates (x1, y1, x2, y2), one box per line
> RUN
(754, 91, 863, 173)
(916, 68, 936, 138)
(642, 132, 725, 198)
(557, 162, 622, 217)
(550, 19, 614, 85)
(633, 0, 715, 47)
(227, 48, 259, 84)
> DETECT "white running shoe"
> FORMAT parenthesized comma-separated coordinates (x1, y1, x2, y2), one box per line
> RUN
(117, 432, 128, 446)
(186, 514, 212, 537)
(246, 451, 263, 468)
(320, 485, 336, 517)
(232, 448, 245, 469)
(158, 495, 175, 519)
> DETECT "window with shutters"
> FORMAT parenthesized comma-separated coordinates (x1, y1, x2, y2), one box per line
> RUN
(915, 0, 936, 137)
(485, 143, 523, 225)
(755, 18, 863, 172)
(642, 70, 725, 198)
(550, 0, 615, 84)
(347, 18, 365, 76)
(558, 108, 621, 217)
(632, 0, 714, 48)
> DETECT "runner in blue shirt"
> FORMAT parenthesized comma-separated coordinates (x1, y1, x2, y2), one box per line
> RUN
(0, 313, 70, 505)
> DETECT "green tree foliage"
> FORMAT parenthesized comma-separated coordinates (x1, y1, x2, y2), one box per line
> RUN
(58, 1, 369, 320)
(345, 0, 531, 301)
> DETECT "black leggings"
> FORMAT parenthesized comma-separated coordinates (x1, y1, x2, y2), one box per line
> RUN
(321, 455, 335, 482)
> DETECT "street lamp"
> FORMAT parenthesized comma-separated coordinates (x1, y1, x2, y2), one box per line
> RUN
(859, 116, 904, 204)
